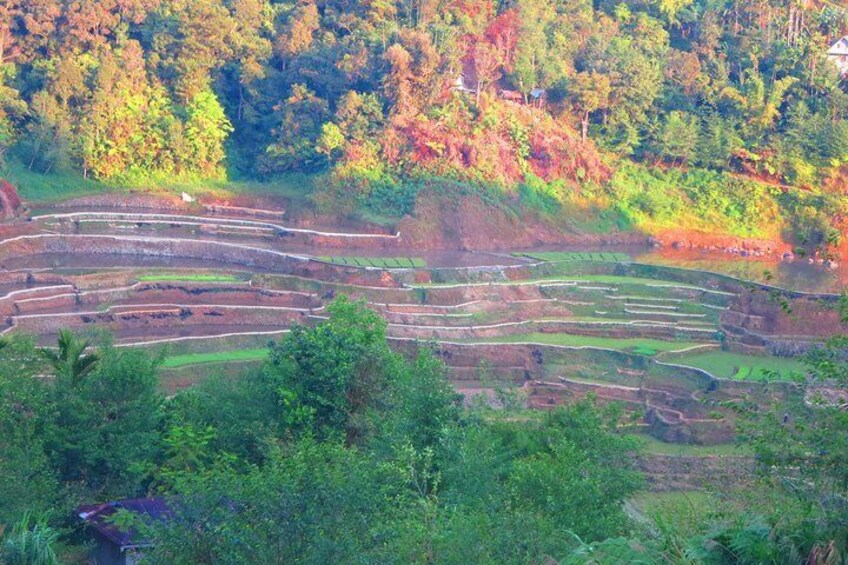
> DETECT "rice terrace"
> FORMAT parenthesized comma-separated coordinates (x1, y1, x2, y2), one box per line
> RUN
(1, 183, 843, 477)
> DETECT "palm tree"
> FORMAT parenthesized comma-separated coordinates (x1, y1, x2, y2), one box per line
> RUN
(39, 329, 99, 386)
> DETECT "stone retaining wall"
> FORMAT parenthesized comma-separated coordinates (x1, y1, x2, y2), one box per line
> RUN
(638, 454, 754, 491)
(12, 305, 309, 334)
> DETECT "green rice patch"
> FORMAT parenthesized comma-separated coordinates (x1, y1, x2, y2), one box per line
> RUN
(319, 256, 426, 269)
(162, 348, 269, 368)
(137, 273, 242, 283)
(472, 333, 704, 355)
(671, 351, 805, 381)
(517, 251, 631, 263)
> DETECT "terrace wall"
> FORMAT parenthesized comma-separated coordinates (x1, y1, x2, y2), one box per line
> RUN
(638, 455, 754, 491)
(12, 305, 308, 334)
(0, 235, 402, 287)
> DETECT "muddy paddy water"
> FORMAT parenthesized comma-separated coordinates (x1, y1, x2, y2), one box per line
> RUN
(512, 243, 845, 294)
(632, 249, 845, 294)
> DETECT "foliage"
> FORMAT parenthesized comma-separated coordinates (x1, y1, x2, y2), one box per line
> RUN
(47, 344, 164, 497)
(264, 296, 400, 441)
(2, 297, 848, 561)
(0, 337, 58, 526)
(1, 511, 60, 565)
(39, 329, 99, 387)
(609, 162, 781, 238)
(730, 336, 848, 561)
(0, 0, 845, 249)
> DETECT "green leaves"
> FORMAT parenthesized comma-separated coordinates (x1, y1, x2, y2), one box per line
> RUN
(39, 329, 98, 387)
(1, 511, 60, 565)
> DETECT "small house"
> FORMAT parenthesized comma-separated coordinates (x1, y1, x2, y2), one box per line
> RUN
(452, 73, 476, 94)
(529, 88, 546, 108)
(827, 37, 848, 76)
(77, 498, 172, 565)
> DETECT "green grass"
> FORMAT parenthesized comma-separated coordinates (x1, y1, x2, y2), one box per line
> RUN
(162, 348, 269, 368)
(2, 160, 114, 203)
(629, 490, 718, 517)
(472, 333, 707, 355)
(516, 251, 631, 262)
(670, 350, 805, 380)
(3, 157, 319, 206)
(137, 273, 243, 283)
(633, 434, 750, 456)
(319, 256, 426, 269)
(414, 273, 722, 290)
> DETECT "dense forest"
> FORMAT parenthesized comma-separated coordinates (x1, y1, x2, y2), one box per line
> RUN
(2, 0, 848, 245)
(0, 297, 846, 563)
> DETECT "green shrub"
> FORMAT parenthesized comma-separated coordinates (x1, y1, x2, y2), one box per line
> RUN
(2, 512, 60, 565)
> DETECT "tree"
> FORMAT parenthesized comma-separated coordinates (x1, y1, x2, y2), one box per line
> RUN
(148, 438, 408, 564)
(275, 0, 319, 63)
(383, 43, 415, 116)
(39, 329, 98, 387)
(147, 0, 235, 103)
(48, 343, 163, 497)
(720, 71, 798, 140)
(512, 0, 556, 92)
(569, 71, 611, 142)
(656, 110, 699, 164)
(736, 336, 848, 559)
(316, 122, 345, 160)
(655, 0, 693, 26)
(263, 84, 329, 172)
(182, 88, 233, 177)
(0, 337, 58, 527)
(0, 62, 26, 165)
(505, 403, 643, 545)
(264, 296, 399, 441)
(470, 42, 502, 105)
(334, 91, 384, 144)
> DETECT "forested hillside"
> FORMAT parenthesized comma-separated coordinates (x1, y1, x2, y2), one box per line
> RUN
(2, 1, 848, 244)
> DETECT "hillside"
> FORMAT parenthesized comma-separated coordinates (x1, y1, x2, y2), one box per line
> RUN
(2, 0, 848, 255)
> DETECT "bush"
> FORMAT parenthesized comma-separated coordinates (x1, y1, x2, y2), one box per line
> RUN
(518, 174, 562, 216)
(362, 178, 419, 218)
(2, 512, 60, 565)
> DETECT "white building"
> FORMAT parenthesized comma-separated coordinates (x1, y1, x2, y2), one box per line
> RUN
(827, 37, 848, 76)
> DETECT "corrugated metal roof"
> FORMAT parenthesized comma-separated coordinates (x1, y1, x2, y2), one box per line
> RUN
(77, 498, 172, 550)
(828, 37, 848, 56)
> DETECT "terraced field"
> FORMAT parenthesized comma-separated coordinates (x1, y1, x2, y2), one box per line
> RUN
(0, 194, 839, 449)
(319, 256, 426, 268)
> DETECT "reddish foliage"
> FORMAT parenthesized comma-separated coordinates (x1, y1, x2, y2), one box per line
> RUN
(445, 0, 496, 24)
(485, 9, 520, 72)
(528, 130, 611, 185)
(379, 100, 610, 187)
(0, 180, 23, 217)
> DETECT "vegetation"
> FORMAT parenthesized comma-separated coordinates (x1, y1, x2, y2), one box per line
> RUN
(161, 348, 269, 369)
(474, 333, 706, 355)
(671, 350, 806, 380)
(633, 434, 750, 457)
(0, 299, 845, 563)
(136, 273, 243, 283)
(515, 251, 631, 262)
(2, 0, 848, 249)
(318, 256, 427, 268)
